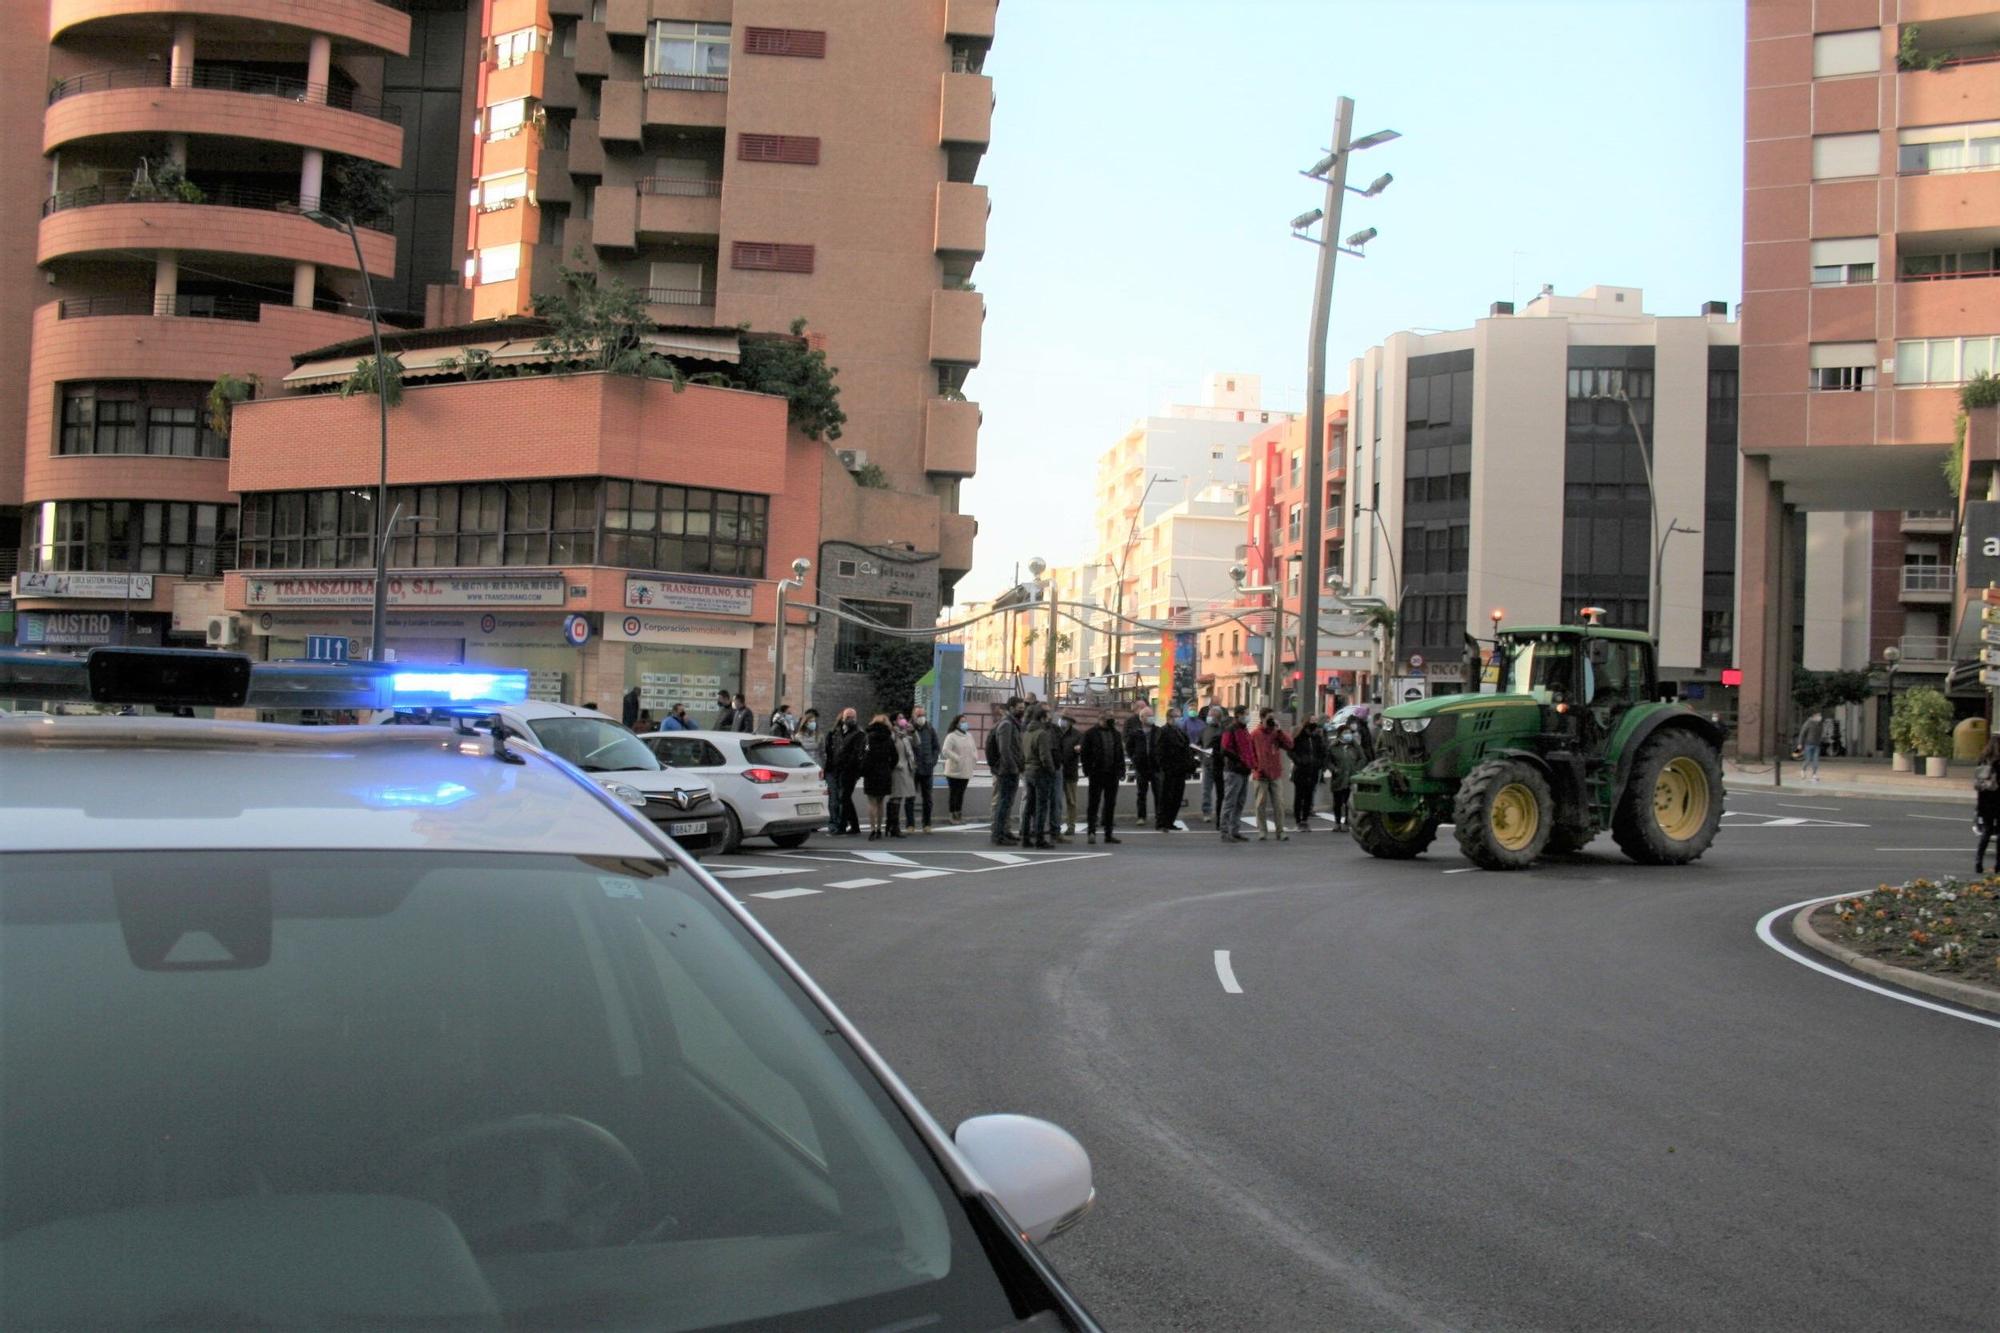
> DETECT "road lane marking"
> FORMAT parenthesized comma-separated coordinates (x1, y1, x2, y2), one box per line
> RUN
(1213, 950, 1243, 994)
(749, 887, 821, 900)
(708, 865, 813, 879)
(1873, 846, 1973, 851)
(1442, 867, 1476, 874)
(890, 869, 954, 879)
(855, 850, 921, 865)
(974, 851, 1031, 865)
(1755, 894, 2000, 1031)
(1909, 813, 1969, 822)
(1778, 801, 1841, 811)
(824, 877, 888, 889)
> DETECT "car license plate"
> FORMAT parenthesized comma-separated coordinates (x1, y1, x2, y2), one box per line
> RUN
(797, 802, 825, 817)
(669, 820, 708, 837)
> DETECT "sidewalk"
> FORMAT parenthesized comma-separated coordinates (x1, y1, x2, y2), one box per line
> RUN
(1724, 756, 1973, 804)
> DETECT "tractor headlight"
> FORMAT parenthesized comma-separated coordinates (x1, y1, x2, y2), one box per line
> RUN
(1400, 717, 1432, 734)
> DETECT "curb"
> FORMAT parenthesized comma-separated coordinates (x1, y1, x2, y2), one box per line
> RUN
(1723, 772, 1973, 805)
(1791, 904, 2000, 1016)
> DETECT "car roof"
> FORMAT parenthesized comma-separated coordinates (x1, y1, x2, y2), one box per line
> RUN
(0, 717, 662, 857)
(1503, 625, 1654, 643)
(500, 700, 613, 721)
(646, 730, 793, 743)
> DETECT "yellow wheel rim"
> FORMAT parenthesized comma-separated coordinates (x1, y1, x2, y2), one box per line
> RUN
(1654, 756, 1710, 841)
(1380, 811, 1425, 839)
(1489, 783, 1540, 852)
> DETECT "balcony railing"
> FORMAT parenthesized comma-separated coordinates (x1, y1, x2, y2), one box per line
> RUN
(636, 177, 722, 197)
(643, 287, 716, 307)
(58, 294, 264, 321)
(41, 175, 392, 232)
(1900, 265, 2000, 282)
(47, 67, 400, 122)
(1900, 565, 1954, 594)
(642, 73, 728, 93)
(1897, 634, 1952, 662)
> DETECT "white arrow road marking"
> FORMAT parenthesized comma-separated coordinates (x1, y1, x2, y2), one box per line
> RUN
(1213, 950, 1243, 994)
(748, 887, 822, 900)
(891, 869, 954, 879)
(1722, 811, 1866, 828)
(824, 878, 889, 889)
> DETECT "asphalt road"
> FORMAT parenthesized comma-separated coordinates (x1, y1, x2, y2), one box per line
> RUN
(720, 787, 1999, 1331)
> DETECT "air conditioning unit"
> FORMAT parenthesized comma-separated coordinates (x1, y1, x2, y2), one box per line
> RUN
(205, 615, 240, 647)
(836, 448, 869, 472)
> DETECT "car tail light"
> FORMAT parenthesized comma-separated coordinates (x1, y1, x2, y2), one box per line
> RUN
(743, 767, 787, 784)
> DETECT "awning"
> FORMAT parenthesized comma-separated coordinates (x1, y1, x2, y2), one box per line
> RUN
(283, 330, 741, 388)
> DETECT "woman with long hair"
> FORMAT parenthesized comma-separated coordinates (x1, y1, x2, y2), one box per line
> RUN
(861, 713, 897, 841)
(940, 713, 977, 823)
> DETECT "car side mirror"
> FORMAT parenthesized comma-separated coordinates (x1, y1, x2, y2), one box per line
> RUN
(953, 1114, 1094, 1244)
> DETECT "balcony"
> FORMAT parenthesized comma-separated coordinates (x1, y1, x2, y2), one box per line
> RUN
(1898, 61, 2000, 127)
(605, 0, 648, 37)
(940, 71, 992, 181)
(934, 181, 987, 273)
(929, 288, 984, 366)
(59, 293, 263, 321)
(536, 149, 572, 204)
(1901, 508, 1955, 533)
(945, 0, 998, 40)
(574, 21, 610, 77)
(636, 177, 723, 239)
(1900, 564, 1955, 600)
(939, 512, 977, 573)
(50, 1, 411, 55)
(644, 287, 716, 323)
(1897, 163, 2000, 234)
(39, 179, 395, 276)
(472, 197, 537, 248)
(924, 397, 979, 475)
(569, 120, 604, 176)
(601, 79, 642, 142)
(1896, 271, 2000, 340)
(543, 56, 579, 110)
(480, 126, 536, 176)
(644, 76, 730, 130)
(44, 68, 403, 167)
(1897, 634, 1953, 663)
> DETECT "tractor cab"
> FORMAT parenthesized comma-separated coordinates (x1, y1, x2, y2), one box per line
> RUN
(1498, 625, 1657, 737)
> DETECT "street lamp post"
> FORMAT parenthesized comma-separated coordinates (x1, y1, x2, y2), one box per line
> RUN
(1291, 97, 1396, 731)
(1883, 645, 1903, 763)
(1354, 504, 1400, 702)
(1029, 556, 1057, 698)
(1108, 469, 1181, 679)
(773, 556, 811, 717)
(304, 208, 391, 662)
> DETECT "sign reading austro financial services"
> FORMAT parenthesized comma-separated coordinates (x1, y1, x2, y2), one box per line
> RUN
(242, 573, 566, 607)
(624, 574, 754, 617)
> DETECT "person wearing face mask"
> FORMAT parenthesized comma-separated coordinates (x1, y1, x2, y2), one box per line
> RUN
(1020, 706, 1059, 849)
(906, 705, 940, 833)
(987, 697, 1026, 846)
(1081, 711, 1124, 844)
(1123, 706, 1157, 826)
(941, 713, 977, 823)
(1153, 707, 1195, 831)
(1325, 722, 1361, 830)
(826, 707, 867, 836)
(1055, 713, 1082, 839)
(1198, 706, 1227, 823)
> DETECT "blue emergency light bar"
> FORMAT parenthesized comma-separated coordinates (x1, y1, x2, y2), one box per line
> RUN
(0, 648, 530, 714)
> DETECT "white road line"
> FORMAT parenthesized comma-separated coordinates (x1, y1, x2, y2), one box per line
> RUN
(1909, 813, 1969, 821)
(973, 851, 1031, 865)
(890, 869, 954, 879)
(749, 887, 821, 900)
(1873, 847, 1975, 852)
(1754, 894, 2000, 1031)
(824, 877, 888, 889)
(1777, 802, 1841, 811)
(855, 850, 921, 865)
(1213, 949, 1243, 994)
(1442, 867, 1476, 874)
(708, 865, 812, 879)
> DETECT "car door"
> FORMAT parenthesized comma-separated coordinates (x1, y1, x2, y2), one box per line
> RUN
(656, 735, 735, 808)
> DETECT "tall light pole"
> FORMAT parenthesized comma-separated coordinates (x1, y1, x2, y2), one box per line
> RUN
(1108, 469, 1181, 678)
(1029, 556, 1057, 698)
(773, 556, 810, 716)
(305, 207, 391, 661)
(1292, 99, 1396, 727)
(1591, 388, 1662, 643)
(1354, 503, 1401, 701)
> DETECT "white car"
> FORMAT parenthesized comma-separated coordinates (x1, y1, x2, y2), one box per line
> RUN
(389, 699, 731, 855)
(639, 729, 826, 853)
(0, 649, 1099, 1331)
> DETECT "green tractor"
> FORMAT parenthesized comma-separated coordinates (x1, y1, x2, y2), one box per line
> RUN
(1348, 623, 1725, 870)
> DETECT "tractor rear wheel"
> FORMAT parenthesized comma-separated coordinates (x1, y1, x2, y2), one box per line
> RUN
(1453, 758, 1554, 870)
(1351, 807, 1438, 859)
(1611, 729, 1723, 865)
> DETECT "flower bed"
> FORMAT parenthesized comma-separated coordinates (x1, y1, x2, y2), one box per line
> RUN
(1811, 877, 2000, 991)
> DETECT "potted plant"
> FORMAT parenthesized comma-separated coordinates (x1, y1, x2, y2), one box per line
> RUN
(1893, 687, 1954, 778)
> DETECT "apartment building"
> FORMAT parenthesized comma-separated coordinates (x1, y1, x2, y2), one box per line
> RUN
(1089, 373, 1293, 676)
(8, 0, 419, 650)
(1343, 286, 1741, 702)
(1738, 0, 2000, 756)
(457, 0, 994, 717)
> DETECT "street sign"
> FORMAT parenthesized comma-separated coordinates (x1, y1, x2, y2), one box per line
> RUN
(1982, 646, 2000, 666)
(1984, 605, 2000, 626)
(1984, 586, 2000, 605)
(1983, 667, 2000, 689)
(1408, 653, 1424, 670)
(1982, 624, 2000, 647)
(304, 635, 349, 662)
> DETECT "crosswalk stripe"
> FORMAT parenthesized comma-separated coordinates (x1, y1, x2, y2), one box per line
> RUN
(855, 850, 921, 865)
(891, 869, 954, 879)
(749, 887, 821, 900)
(709, 865, 813, 879)
(824, 877, 889, 889)
(973, 851, 1030, 865)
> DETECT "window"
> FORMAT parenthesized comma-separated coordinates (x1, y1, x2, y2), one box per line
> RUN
(731, 241, 814, 273)
(647, 20, 731, 82)
(1211, 449, 1223, 461)
(477, 173, 529, 210)
(1812, 30, 1879, 78)
(57, 382, 224, 458)
(1901, 247, 2000, 281)
(1289, 451, 1301, 488)
(491, 26, 542, 69)
(242, 482, 599, 571)
(834, 598, 910, 672)
(1810, 236, 1876, 285)
(478, 245, 521, 284)
(1287, 503, 1302, 543)
(1895, 336, 2000, 386)
(1812, 365, 1875, 391)
(602, 480, 767, 577)
(739, 133, 821, 165)
(742, 27, 826, 58)
(1812, 132, 1879, 180)
(28, 500, 236, 575)
(1898, 122, 2000, 175)
(483, 97, 528, 140)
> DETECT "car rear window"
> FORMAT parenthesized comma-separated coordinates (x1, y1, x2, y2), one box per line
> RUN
(743, 740, 818, 769)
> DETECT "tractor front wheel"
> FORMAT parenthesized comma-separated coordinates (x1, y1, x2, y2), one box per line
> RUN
(1612, 730, 1723, 865)
(1351, 807, 1438, 859)
(1453, 758, 1554, 870)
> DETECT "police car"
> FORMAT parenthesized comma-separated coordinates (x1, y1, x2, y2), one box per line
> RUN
(0, 648, 1099, 1331)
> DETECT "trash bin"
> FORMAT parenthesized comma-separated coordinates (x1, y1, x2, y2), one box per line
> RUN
(1953, 716, 1988, 762)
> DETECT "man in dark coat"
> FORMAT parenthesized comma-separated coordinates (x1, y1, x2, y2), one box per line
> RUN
(1123, 707, 1156, 825)
(907, 704, 941, 832)
(1153, 708, 1196, 831)
(1290, 714, 1327, 830)
(988, 697, 1025, 846)
(713, 688, 735, 730)
(826, 708, 867, 835)
(1081, 713, 1124, 844)
(622, 686, 642, 729)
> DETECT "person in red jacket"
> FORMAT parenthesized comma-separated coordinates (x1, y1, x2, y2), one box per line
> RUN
(1248, 709, 1294, 841)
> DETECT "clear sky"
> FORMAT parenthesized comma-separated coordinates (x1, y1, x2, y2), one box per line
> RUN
(954, 0, 1746, 603)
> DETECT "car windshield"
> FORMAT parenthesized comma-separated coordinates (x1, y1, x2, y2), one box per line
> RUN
(742, 740, 818, 769)
(526, 717, 661, 772)
(0, 852, 1020, 1331)
(1503, 637, 1576, 702)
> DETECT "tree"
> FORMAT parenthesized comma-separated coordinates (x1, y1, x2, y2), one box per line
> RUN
(863, 640, 932, 716)
(1891, 686, 1954, 759)
(736, 319, 847, 441)
(531, 253, 686, 385)
(326, 155, 397, 228)
(1792, 667, 1872, 715)
(205, 372, 259, 439)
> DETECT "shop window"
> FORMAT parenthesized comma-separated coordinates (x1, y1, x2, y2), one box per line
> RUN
(834, 598, 911, 673)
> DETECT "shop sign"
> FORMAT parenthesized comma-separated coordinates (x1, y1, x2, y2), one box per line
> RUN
(16, 610, 163, 648)
(563, 614, 592, 646)
(1963, 501, 2000, 591)
(609, 612, 754, 650)
(624, 574, 754, 617)
(242, 572, 567, 608)
(14, 571, 154, 600)
(249, 610, 560, 641)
